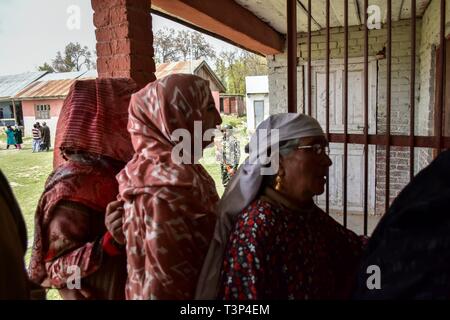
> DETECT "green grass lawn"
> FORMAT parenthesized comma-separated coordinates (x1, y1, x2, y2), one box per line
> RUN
(0, 136, 60, 299)
(0, 115, 249, 300)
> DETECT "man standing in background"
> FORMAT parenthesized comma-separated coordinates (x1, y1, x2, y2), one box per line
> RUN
(218, 124, 240, 188)
(32, 124, 41, 153)
(40, 122, 51, 152)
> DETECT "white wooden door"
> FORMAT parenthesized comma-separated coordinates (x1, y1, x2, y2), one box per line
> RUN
(306, 59, 377, 214)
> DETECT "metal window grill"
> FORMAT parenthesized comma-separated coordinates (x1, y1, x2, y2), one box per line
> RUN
(286, 0, 449, 235)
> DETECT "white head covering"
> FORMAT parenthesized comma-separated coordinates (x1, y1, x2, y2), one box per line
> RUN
(195, 113, 325, 299)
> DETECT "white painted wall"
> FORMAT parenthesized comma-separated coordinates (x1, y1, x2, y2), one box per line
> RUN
(266, 20, 426, 213)
(246, 93, 270, 132)
(245, 76, 270, 132)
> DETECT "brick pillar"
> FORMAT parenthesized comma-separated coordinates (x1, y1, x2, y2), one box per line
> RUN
(91, 0, 156, 88)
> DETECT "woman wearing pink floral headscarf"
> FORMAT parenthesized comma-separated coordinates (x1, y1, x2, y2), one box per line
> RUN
(117, 74, 222, 300)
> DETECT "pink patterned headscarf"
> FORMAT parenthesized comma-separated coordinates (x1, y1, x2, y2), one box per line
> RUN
(117, 74, 221, 299)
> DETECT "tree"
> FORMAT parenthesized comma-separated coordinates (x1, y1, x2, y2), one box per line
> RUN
(215, 49, 268, 94)
(153, 28, 179, 64)
(153, 27, 216, 63)
(175, 30, 216, 61)
(37, 62, 54, 73)
(39, 42, 94, 73)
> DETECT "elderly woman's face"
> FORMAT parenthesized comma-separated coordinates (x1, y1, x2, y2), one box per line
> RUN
(278, 135, 332, 205)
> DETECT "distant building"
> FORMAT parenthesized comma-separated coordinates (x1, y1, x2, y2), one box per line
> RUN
(219, 94, 245, 116)
(155, 60, 226, 111)
(15, 71, 96, 138)
(0, 71, 47, 127)
(245, 75, 269, 132)
(3, 61, 224, 139)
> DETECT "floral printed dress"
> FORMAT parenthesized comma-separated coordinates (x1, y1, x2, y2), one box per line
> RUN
(220, 193, 366, 300)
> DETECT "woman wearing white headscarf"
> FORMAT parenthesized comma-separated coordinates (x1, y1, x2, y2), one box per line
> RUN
(196, 113, 366, 300)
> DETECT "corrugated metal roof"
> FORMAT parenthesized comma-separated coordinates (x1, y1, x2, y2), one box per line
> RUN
(0, 71, 47, 100)
(155, 60, 226, 92)
(39, 71, 86, 81)
(15, 79, 77, 100)
(79, 69, 98, 79)
(155, 60, 203, 78)
(14, 71, 94, 100)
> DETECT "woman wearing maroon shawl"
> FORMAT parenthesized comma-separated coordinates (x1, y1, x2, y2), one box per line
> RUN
(116, 74, 222, 299)
(28, 78, 137, 300)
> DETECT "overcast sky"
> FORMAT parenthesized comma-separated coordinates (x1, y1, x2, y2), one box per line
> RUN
(0, 0, 238, 75)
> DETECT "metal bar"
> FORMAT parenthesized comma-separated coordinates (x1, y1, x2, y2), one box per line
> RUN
(385, 0, 392, 214)
(409, 0, 416, 181)
(327, 133, 450, 148)
(296, 0, 322, 29)
(302, 65, 306, 114)
(326, 0, 330, 215)
(288, 0, 297, 113)
(363, 0, 369, 235)
(343, 0, 348, 227)
(308, 0, 312, 116)
(437, 0, 446, 153)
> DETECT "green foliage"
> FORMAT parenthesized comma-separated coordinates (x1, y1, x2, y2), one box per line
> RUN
(221, 114, 246, 128)
(154, 28, 216, 64)
(39, 42, 94, 73)
(37, 62, 54, 73)
(0, 138, 60, 299)
(214, 50, 268, 95)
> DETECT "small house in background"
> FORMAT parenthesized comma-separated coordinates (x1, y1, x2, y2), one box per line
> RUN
(219, 94, 245, 116)
(245, 75, 269, 132)
(155, 59, 226, 111)
(0, 71, 47, 127)
(15, 71, 96, 139)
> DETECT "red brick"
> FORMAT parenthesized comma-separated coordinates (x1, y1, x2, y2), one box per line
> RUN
(110, 39, 132, 55)
(127, 0, 150, 10)
(130, 40, 154, 56)
(114, 23, 132, 39)
(96, 42, 112, 56)
(130, 71, 156, 88)
(93, 0, 155, 84)
(112, 70, 132, 78)
(110, 6, 129, 25)
(97, 57, 109, 73)
(131, 54, 155, 72)
(92, 0, 129, 12)
(95, 27, 114, 42)
(93, 9, 110, 28)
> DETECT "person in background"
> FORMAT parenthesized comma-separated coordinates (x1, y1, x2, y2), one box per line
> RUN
(31, 124, 41, 153)
(40, 122, 51, 152)
(28, 78, 137, 300)
(14, 126, 23, 150)
(4, 125, 17, 149)
(218, 124, 240, 188)
(0, 169, 29, 299)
